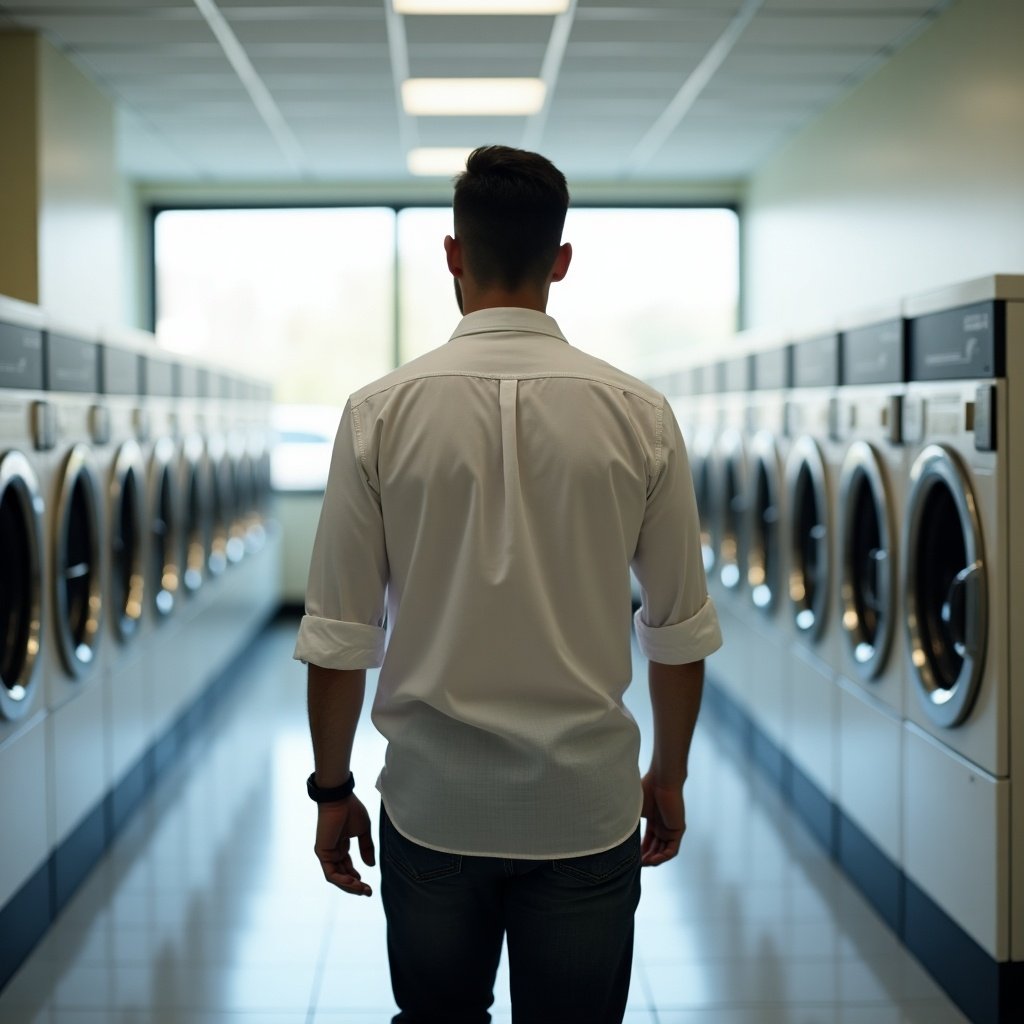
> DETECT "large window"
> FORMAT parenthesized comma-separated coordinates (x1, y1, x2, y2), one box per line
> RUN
(154, 204, 738, 489)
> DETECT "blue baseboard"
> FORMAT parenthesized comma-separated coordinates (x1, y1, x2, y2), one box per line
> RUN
(51, 800, 107, 916)
(837, 810, 902, 935)
(703, 675, 1022, 1024)
(0, 862, 51, 993)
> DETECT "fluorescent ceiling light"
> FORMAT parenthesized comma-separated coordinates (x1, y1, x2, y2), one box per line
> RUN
(402, 78, 546, 116)
(407, 147, 474, 176)
(394, 1, 570, 13)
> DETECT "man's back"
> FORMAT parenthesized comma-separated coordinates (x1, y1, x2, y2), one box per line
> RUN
(299, 306, 716, 858)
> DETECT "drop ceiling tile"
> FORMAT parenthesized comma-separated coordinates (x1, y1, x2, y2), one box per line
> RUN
(6, 12, 211, 47)
(6, 1, 191, 10)
(719, 47, 879, 78)
(408, 52, 545, 77)
(403, 14, 554, 46)
(226, 14, 387, 47)
(414, 116, 530, 146)
(567, 10, 733, 46)
(761, 0, 935, 11)
(740, 13, 926, 49)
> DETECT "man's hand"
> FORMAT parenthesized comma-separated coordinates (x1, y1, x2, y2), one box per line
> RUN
(640, 772, 686, 867)
(314, 795, 377, 896)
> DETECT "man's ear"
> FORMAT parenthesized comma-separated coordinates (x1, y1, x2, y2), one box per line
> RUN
(550, 242, 572, 283)
(444, 235, 463, 278)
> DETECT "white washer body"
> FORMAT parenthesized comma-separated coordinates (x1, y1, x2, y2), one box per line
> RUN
(834, 315, 908, 875)
(0, 298, 51, 914)
(96, 332, 151, 805)
(742, 344, 790, 763)
(899, 278, 1023, 965)
(40, 325, 108, 871)
(783, 334, 844, 805)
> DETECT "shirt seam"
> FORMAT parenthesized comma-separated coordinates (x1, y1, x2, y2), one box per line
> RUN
(352, 370, 663, 411)
(349, 401, 369, 475)
(653, 397, 665, 476)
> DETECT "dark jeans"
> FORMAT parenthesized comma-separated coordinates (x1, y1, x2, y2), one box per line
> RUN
(379, 806, 642, 1024)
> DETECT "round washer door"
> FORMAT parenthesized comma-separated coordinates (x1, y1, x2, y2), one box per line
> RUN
(149, 436, 181, 618)
(786, 435, 830, 641)
(109, 439, 145, 642)
(902, 444, 987, 727)
(53, 443, 103, 676)
(715, 427, 747, 593)
(0, 450, 44, 719)
(839, 441, 897, 680)
(747, 430, 782, 615)
(691, 427, 716, 574)
(180, 434, 208, 596)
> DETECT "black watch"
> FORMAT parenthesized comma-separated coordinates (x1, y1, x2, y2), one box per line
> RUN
(307, 771, 355, 803)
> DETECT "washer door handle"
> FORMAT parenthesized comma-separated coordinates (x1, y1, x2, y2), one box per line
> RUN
(942, 561, 984, 658)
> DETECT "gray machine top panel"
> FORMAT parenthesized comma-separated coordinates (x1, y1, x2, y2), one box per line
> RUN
(791, 334, 840, 389)
(0, 320, 45, 391)
(841, 319, 906, 385)
(752, 346, 789, 391)
(908, 301, 1004, 382)
(144, 356, 177, 398)
(46, 332, 99, 393)
(100, 345, 142, 396)
(720, 354, 752, 393)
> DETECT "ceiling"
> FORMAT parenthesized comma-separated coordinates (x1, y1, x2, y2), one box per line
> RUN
(0, 0, 953, 185)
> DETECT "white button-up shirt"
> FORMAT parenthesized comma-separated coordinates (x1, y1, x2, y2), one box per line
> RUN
(294, 307, 721, 858)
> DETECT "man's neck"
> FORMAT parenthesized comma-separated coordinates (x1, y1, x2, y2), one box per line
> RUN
(460, 288, 548, 315)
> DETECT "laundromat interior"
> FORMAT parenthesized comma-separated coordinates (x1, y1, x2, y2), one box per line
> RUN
(1, 0, 1023, 1021)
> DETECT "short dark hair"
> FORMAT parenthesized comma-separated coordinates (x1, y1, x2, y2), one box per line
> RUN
(452, 145, 570, 290)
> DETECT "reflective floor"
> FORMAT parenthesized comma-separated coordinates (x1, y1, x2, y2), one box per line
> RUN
(0, 617, 968, 1023)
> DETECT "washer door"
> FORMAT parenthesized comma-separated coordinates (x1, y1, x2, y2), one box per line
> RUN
(110, 440, 145, 642)
(786, 435, 830, 640)
(207, 437, 230, 576)
(747, 431, 781, 615)
(839, 441, 896, 679)
(903, 444, 987, 727)
(715, 428, 746, 593)
(53, 444, 103, 676)
(181, 434, 208, 595)
(149, 437, 181, 618)
(691, 427, 716, 574)
(0, 450, 44, 719)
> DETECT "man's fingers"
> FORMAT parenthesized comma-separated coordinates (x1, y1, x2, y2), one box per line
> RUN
(358, 831, 376, 867)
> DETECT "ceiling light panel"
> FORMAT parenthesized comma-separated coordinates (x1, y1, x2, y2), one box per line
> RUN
(395, 1, 569, 14)
(402, 78, 545, 115)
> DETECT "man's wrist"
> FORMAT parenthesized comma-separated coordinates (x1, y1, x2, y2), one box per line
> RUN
(307, 771, 355, 803)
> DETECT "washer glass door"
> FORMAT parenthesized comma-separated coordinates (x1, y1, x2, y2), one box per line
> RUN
(747, 432, 780, 614)
(840, 441, 896, 679)
(150, 437, 180, 617)
(787, 435, 830, 640)
(903, 444, 987, 726)
(110, 440, 145, 641)
(54, 444, 103, 675)
(0, 451, 44, 719)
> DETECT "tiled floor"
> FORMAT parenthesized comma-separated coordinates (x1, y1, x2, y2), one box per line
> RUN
(0, 617, 969, 1023)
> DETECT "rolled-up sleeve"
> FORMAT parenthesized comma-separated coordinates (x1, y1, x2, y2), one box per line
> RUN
(293, 400, 388, 669)
(631, 401, 722, 665)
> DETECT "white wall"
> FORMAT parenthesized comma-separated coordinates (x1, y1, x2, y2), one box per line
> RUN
(742, 0, 1024, 330)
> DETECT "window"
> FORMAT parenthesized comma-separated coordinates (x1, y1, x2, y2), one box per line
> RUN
(155, 204, 738, 489)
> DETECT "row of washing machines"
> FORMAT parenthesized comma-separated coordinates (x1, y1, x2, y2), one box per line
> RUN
(651, 275, 1022, 1023)
(0, 294, 281, 959)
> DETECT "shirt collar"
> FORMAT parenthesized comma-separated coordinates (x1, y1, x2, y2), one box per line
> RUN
(448, 307, 567, 345)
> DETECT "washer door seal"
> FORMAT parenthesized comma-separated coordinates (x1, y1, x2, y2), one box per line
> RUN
(786, 435, 830, 641)
(902, 444, 987, 727)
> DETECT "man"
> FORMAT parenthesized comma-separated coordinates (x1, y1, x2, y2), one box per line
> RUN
(294, 145, 721, 1024)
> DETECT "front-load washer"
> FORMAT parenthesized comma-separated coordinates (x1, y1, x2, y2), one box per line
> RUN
(897, 277, 1023, 1014)
(783, 331, 843, 829)
(0, 298, 51, 923)
(742, 340, 790, 777)
(97, 329, 151, 826)
(41, 322, 108, 908)
(708, 354, 753, 714)
(833, 310, 907, 925)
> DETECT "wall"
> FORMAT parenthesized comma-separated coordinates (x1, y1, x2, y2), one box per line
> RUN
(742, 0, 1024, 330)
(0, 32, 125, 327)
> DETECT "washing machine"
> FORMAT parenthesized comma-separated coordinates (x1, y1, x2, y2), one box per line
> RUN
(832, 309, 907, 927)
(898, 276, 1023, 1020)
(709, 353, 753, 714)
(40, 321, 108, 909)
(742, 339, 790, 779)
(0, 297, 51, 932)
(97, 328, 151, 829)
(783, 331, 843, 835)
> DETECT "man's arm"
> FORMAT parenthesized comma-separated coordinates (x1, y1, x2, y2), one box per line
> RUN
(307, 664, 376, 896)
(640, 658, 704, 867)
